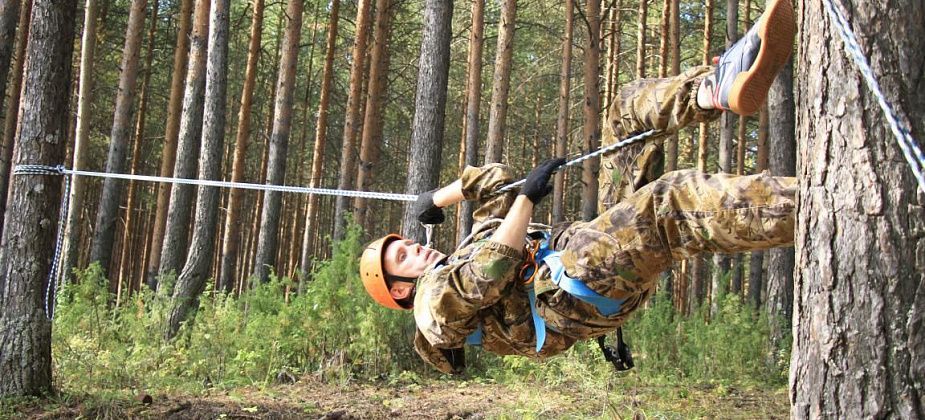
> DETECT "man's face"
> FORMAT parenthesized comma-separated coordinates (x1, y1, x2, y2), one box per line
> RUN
(382, 238, 445, 279)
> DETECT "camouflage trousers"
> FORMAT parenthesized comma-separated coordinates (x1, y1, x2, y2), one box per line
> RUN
(540, 171, 796, 339)
(599, 65, 721, 211)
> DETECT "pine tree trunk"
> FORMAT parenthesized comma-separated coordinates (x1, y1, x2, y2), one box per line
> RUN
(354, 0, 394, 229)
(552, 0, 574, 224)
(484, 0, 517, 164)
(690, 0, 713, 314)
(0, 0, 76, 397)
(766, 55, 794, 364)
(792, 1, 925, 416)
(166, 0, 231, 340)
(729, 0, 752, 297)
(90, 0, 149, 279)
(581, 0, 601, 221)
(0, 0, 21, 118)
(400, 0, 452, 242)
(117, 0, 160, 301)
(252, 0, 304, 283)
(157, 0, 210, 286)
(603, 0, 621, 115)
(300, 0, 339, 274)
(747, 104, 768, 310)
(145, 0, 194, 289)
(635, 0, 647, 78)
(0, 0, 31, 239)
(710, 0, 737, 317)
(457, 0, 484, 242)
(663, 0, 680, 171)
(218, 0, 264, 293)
(331, 0, 373, 241)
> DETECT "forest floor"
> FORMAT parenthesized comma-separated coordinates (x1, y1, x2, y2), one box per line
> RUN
(4, 374, 787, 419)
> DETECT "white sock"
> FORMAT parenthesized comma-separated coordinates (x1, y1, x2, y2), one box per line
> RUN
(696, 75, 716, 110)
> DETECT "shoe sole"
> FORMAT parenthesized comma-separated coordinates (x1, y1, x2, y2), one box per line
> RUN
(728, 0, 796, 116)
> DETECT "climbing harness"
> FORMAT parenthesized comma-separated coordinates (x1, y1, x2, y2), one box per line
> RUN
(822, 0, 925, 193)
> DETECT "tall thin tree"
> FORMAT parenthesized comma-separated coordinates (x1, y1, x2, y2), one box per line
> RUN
(0, 0, 31, 237)
(146, 0, 194, 289)
(456, 0, 485, 242)
(157, 0, 210, 285)
(581, 0, 602, 221)
(0, 0, 22, 116)
(90, 0, 149, 279)
(0, 0, 77, 396)
(400, 0, 453, 242)
(552, 0, 574, 224)
(252, 0, 304, 283)
(332, 0, 373, 241)
(166, 0, 231, 339)
(484, 0, 517, 164)
(299, 0, 340, 274)
(218, 0, 264, 293)
(690, 0, 714, 314)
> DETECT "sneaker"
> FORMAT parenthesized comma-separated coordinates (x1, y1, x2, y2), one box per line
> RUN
(713, 0, 796, 115)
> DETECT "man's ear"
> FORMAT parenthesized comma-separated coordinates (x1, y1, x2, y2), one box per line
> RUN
(389, 283, 411, 301)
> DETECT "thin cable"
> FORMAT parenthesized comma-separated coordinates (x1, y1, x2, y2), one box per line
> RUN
(822, 0, 925, 193)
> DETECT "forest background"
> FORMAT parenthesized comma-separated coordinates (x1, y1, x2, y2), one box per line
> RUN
(1, 0, 803, 416)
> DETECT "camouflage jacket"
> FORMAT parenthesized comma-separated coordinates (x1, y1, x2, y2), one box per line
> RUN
(412, 164, 650, 374)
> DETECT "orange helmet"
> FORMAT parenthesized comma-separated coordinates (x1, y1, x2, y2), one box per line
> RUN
(360, 234, 409, 310)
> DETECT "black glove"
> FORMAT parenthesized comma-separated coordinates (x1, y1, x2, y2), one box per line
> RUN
(520, 157, 566, 205)
(413, 188, 445, 224)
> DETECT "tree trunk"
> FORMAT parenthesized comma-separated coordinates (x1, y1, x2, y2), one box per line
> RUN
(690, 0, 713, 314)
(90, 0, 148, 279)
(300, 0, 340, 274)
(581, 0, 601, 221)
(792, 1, 925, 416)
(710, 0, 737, 317)
(157, 0, 210, 286)
(603, 0, 621, 117)
(748, 104, 768, 310)
(0, 0, 21, 119)
(400, 0, 452, 242)
(117, 0, 160, 302)
(552, 0, 574, 224)
(166, 0, 230, 340)
(456, 0, 484, 242)
(331, 0, 373, 241)
(145, 0, 194, 289)
(217, 0, 264, 293)
(635, 0, 647, 78)
(663, 0, 680, 171)
(0, 0, 76, 397)
(766, 54, 794, 364)
(252, 0, 303, 283)
(0, 0, 31, 239)
(729, 0, 752, 298)
(354, 0, 394, 229)
(483, 0, 517, 164)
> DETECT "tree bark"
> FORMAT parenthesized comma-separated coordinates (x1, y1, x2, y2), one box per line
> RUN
(252, 0, 304, 283)
(116, 0, 160, 302)
(90, 0, 148, 279)
(0, 0, 22, 119)
(552, 0, 574, 224)
(166, 0, 230, 340)
(0, 0, 76, 397)
(400, 0, 452, 242)
(217, 0, 264, 292)
(332, 0, 373, 241)
(146, 0, 194, 290)
(456, 0, 485, 242)
(664, 0, 680, 171)
(157, 0, 210, 286)
(354, 0, 394, 229)
(581, 0, 601, 221)
(748, 104, 768, 310)
(791, 1, 925, 416)
(484, 0, 517, 164)
(0, 0, 31, 239)
(300, 0, 340, 274)
(690, 0, 713, 314)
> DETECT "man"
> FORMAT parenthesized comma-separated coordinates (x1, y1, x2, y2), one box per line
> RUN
(360, 0, 797, 374)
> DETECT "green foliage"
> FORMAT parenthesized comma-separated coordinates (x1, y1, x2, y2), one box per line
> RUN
(52, 223, 417, 395)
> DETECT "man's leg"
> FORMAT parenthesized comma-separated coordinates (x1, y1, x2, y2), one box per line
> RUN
(554, 170, 797, 298)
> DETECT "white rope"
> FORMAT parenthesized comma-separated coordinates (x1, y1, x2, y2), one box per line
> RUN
(822, 0, 925, 193)
(14, 164, 418, 201)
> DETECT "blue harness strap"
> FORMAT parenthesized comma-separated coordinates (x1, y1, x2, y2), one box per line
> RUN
(464, 235, 625, 350)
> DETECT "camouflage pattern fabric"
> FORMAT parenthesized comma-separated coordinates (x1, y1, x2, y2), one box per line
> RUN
(599, 65, 722, 211)
(411, 69, 796, 374)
